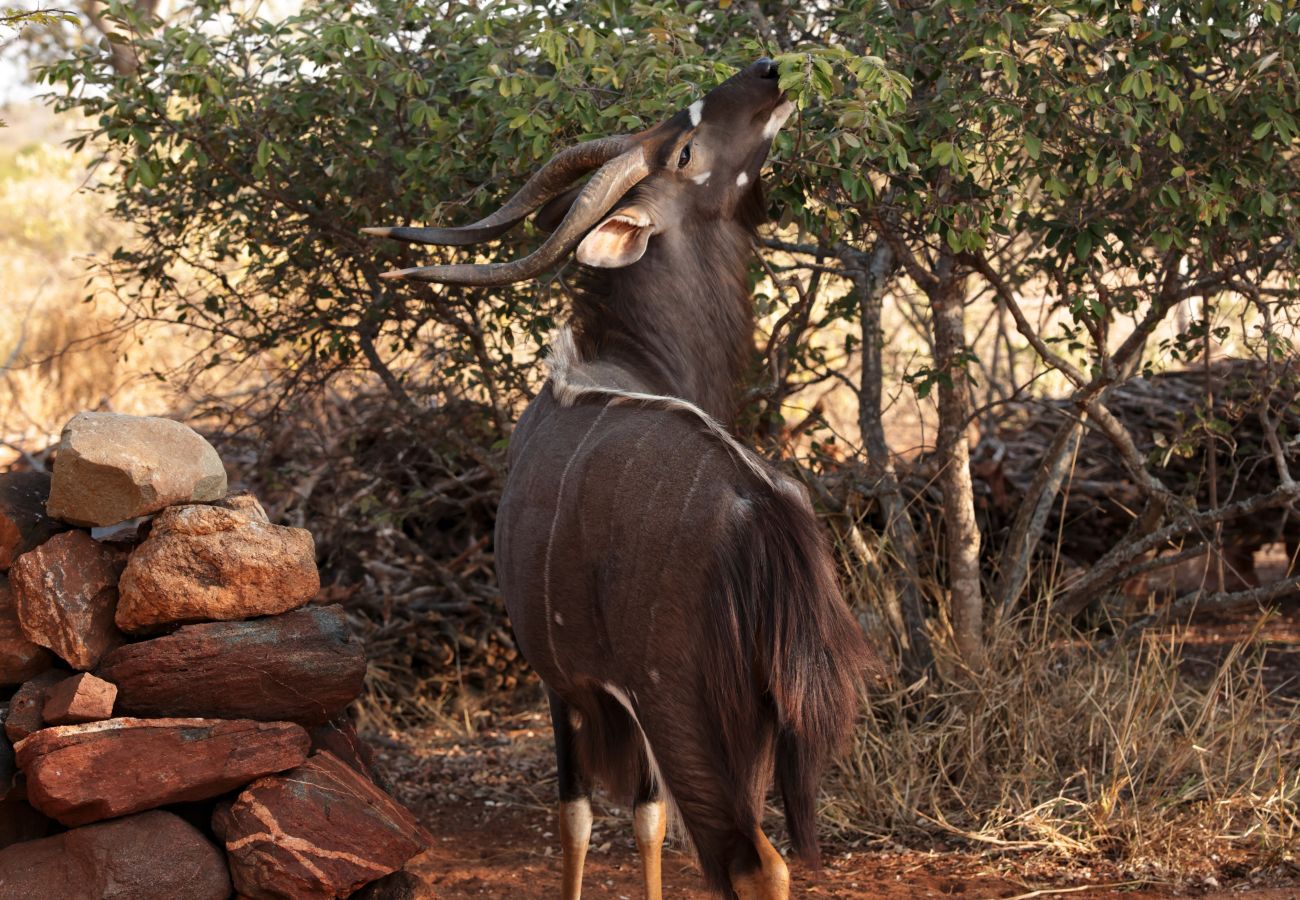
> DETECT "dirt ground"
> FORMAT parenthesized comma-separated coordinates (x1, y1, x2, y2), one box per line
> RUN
(369, 566, 1300, 899)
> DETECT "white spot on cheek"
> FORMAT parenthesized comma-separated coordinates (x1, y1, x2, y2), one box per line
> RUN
(762, 100, 796, 139)
(735, 171, 749, 187)
(691, 171, 711, 185)
(687, 99, 704, 126)
(649, 669, 661, 684)
(554, 612, 564, 626)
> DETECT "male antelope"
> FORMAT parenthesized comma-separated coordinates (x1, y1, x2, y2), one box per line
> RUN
(367, 58, 875, 899)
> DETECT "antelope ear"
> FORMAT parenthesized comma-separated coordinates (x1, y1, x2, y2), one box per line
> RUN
(575, 207, 656, 268)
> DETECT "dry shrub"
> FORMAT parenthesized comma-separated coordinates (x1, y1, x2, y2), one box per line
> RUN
(206, 384, 531, 732)
(830, 577, 1300, 879)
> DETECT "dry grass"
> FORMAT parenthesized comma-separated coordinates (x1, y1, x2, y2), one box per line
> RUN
(0, 104, 232, 461)
(830, 559, 1300, 881)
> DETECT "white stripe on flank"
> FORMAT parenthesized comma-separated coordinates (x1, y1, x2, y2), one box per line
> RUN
(546, 327, 776, 491)
(542, 403, 610, 676)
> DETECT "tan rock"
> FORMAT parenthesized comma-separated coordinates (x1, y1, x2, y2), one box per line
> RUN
(0, 471, 67, 571)
(46, 412, 227, 527)
(0, 575, 54, 685)
(0, 809, 230, 899)
(9, 531, 126, 669)
(16, 717, 309, 826)
(212, 491, 269, 522)
(43, 673, 117, 725)
(116, 503, 319, 632)
(215, 751, 431, 898)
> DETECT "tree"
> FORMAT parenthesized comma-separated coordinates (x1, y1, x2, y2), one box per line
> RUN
(43, 0, 1300, 670)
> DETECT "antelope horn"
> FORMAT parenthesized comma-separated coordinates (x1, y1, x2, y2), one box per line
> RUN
(380, 145, 650, 286)
(362, 135, 638, 246)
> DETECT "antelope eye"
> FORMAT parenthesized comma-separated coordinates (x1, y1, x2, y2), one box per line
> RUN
(677, 143, 692, 168)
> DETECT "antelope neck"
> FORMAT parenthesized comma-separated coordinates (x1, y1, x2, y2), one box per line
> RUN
(572, 219, 755, 425)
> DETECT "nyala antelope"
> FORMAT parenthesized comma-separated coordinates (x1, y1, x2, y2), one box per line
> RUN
(367, 58, 875, 899)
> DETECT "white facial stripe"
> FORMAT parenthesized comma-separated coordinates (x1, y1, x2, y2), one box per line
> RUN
(735, 171, 749, 187)
(762, 100, 796, 139)
(691, 171, 711, 185)
(687, 99, 704, 126)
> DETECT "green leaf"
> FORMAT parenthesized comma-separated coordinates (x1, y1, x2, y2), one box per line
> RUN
(1024, 133, 1041, 160)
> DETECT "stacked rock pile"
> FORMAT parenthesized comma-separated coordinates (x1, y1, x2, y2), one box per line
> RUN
(0, 412, 430, 899)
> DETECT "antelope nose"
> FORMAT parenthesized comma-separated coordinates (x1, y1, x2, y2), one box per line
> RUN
(752, 57, 778, 79)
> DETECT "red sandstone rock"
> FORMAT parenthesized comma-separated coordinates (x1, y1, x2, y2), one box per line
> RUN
(0, 809, 230, 899)
(309, 713, 379, 781)
(0, 575, 54, 685)
(16, 717, 309, 826)
(116, 503, 319, 632)
(42, 672, 117, 725)
(6, 671, 64, 742)
(0, 778, 53, 849)
(0, 471, 66, 571)
(97, 604, 365, 725)
(215, 751, 431, 899)
(9, 530, 126, 669)
(45, 412, 227, 528)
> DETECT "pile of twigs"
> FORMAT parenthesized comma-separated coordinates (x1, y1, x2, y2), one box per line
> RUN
(212, 387, 529, 727)
(980, 358, 1300, 564)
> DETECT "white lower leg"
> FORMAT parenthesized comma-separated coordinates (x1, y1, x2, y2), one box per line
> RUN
(560, 797, 592, 900)
(633, 800, 666, 900)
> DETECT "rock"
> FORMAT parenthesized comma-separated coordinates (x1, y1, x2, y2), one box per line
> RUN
(46, 412, 227, 528)
(116, 504, 319, 632)
(9, 531, 126, 669)
(6, 671, 64, 743)
(215, 751, 431, 899)
(90, 514, 153, 544)
(353, 869, 427, 899)
(213, 491, 269, 522)
(43, 673, 117, 725)
(0, 706, 13, 791)
(309, 713, 379, 781)
(98, 605, 364, 725)
(0, 575, 54, 685)
(0, 778, 53, 849)
(0, 809, 230, 899)
(17, 717, 309, 826)
(0, 471, 67, 571)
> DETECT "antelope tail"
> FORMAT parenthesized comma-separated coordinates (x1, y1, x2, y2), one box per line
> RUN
(707, 484, 878, 873)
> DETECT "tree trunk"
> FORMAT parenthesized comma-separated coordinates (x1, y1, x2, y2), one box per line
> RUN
(930, 253, 985, 669)
(851, 240, 933, 677)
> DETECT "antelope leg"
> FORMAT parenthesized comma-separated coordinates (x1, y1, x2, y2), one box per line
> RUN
(549, 690, 592, 900)
(633, 796, 666, 900)
(729, 829, 790, 900)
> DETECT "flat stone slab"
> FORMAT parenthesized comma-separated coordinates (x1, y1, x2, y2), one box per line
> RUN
(116, 503, 319, 632)
(0, 809, 230, 899)
(215, 751, 431, 899)
(46, 412, 227, 528)
(98, 604, 364, 725)
(16, 717, 309, 826)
